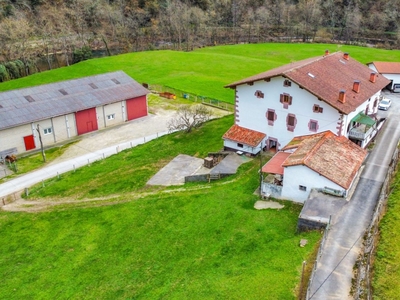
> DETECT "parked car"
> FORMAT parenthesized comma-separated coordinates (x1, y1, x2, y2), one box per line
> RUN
(378, 98, 392, 110)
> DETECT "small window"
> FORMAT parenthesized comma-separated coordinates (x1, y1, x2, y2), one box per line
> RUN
(284, 79, 292, 87)
(254, 90, 264, 98)
(237, 143, 244, 148)
(286, 113, 297, 132)
(43, 127, 52, 135)
(309, 120, 319, 132)
(299, 185, 307, 191)
(107, 114, 115, 120)
(313, 104, 323, 113)
(280, 93, 292, 109)
(266, 109, 277, 126)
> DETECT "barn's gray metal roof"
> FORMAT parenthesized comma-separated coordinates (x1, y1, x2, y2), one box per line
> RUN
(0, 71, 149, 130)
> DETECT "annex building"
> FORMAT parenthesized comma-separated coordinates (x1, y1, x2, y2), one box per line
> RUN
(0, 71, 149, 156)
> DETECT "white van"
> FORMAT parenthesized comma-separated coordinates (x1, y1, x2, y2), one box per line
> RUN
(392, 84, 400, 93)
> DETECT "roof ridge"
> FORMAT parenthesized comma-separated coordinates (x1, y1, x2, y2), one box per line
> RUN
(283, 52, 338, 74)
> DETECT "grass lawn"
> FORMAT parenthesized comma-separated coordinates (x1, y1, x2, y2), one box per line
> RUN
(0, 116, 321, 299)
(0, 141, 78, 183)
(373, 169, 400, 299)
(1, 43, 400, 103)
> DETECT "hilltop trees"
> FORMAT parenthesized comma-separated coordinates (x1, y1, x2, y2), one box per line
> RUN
(1, 0, 400, 82)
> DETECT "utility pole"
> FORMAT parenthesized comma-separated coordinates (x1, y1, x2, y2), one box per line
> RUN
(36, 124, 46, 162)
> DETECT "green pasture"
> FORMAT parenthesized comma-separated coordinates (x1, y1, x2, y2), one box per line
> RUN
(373, 169, 400, 299)
(0, 116, 321, 299)
(1, 43, 400, 103)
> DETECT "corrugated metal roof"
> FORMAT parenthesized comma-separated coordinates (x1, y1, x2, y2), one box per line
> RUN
(261, 152, 291, 175)
(0, 71, 149, 130)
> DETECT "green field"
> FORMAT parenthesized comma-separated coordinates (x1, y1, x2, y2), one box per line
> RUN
(0, 115, 320, 299)
(1, 43, 400, 103)
(373, 168, 400, 299)
(1, 43, 400, 298)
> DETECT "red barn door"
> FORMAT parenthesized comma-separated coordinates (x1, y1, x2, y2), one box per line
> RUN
(126, 96, 147, 121)
(75, 108, 98, 135)
(23, 135, 36, 151)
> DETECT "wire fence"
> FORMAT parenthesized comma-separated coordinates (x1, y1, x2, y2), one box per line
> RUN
(352, 143, 399, 300)
(148, 84, 235, 112)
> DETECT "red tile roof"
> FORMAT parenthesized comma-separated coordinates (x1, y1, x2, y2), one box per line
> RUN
(281, 131, 367, 189)
(223, 125, 266, 147)
(369, 61, 400, 74)
(261, 152, 291, 175)
(225, 52, 390, 115)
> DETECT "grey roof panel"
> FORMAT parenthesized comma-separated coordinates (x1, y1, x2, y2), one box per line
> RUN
(0, 71, 149, 129)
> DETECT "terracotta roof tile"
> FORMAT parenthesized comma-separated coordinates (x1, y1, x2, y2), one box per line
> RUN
(223, 125, 266, 147)
(281, 131, 367, 189)
(370, 62, 400, 74)
(226, 52, 390, 115)
(261, 152, 291, 175)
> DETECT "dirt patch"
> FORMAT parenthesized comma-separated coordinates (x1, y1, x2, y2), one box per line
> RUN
(254, 200, 284, 210)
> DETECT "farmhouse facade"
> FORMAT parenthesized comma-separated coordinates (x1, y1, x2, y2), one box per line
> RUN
(223, 51, 390, 153)
(261, 131, 367, 203)
(367, 61, 400, 92)
(0, 71, 149, 156)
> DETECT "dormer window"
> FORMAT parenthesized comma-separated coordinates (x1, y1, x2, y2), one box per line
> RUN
(284, 79, 292, 87)
(254, 90, 264, 99)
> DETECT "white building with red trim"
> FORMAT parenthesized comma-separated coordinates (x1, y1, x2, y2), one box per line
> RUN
(0, 71, 149, 157)
(367, 61, 400, 91)
(223, 51, 390, 153)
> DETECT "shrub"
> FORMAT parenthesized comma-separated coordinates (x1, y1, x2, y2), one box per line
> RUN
(0, 64, 9, 82)
(73, 46, 93, 63)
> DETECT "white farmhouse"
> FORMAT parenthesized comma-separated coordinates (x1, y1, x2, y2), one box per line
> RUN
(223, 51, 390, 152)
(261, 131, 367, 203)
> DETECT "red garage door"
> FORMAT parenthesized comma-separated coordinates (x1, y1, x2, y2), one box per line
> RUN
(75, 108, 98, 135)
(23, 135, 36, 151)
(126, 96, 148, 121)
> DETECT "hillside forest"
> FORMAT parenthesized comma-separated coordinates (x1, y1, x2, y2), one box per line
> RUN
(1, 0, 400, 81)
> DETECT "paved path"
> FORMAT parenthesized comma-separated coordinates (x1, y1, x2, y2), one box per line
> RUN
(0, 130, 169, 200)
(0, 106, 230, 201)
(308, 93, 400, 299)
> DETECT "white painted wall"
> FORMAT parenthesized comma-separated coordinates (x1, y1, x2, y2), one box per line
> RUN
(236, 76, 341, 149)
(224, 139, 263, 155)
(281, 165, 345, 203)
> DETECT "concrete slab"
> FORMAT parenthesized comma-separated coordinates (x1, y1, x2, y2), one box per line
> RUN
(147, 154, 204, 186)
(211, 153, 252, 175)
(299, 189, 348, 228)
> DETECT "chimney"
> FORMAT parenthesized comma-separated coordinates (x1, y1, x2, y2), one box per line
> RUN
(338, 90, 346, 103)
(325, 49, 330, 56)
(343, 52, 350, 60)
(353, 80, 360, 93)
(370, 72, 377, 83)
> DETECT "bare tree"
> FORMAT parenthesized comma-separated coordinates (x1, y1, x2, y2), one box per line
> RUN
(167, 105, 212, 133)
